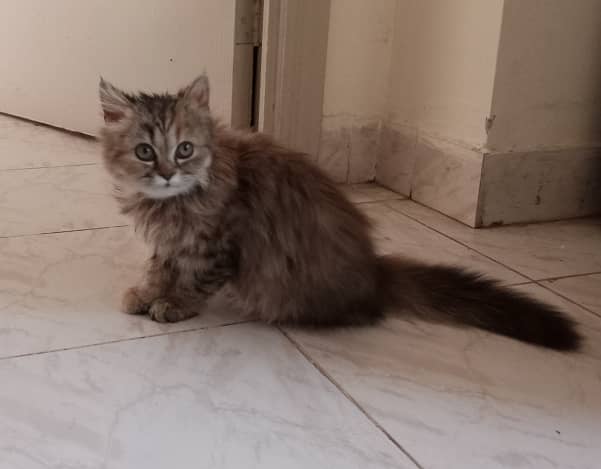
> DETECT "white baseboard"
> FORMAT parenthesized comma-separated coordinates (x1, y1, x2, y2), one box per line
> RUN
(478, 147, 601, 226)
(375, 123, 601, 227)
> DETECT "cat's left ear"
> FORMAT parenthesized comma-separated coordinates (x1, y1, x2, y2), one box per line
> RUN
(182, 74, 210, 110)
(99, 78, 131, 124)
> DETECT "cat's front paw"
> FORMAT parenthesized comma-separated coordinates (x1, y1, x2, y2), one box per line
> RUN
(122, 287, 150, 315)
(148, 298, 197, 323)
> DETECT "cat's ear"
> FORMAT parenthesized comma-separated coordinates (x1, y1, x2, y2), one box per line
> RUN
(182, 74, 210, 109)
(99, 78, 131, 124)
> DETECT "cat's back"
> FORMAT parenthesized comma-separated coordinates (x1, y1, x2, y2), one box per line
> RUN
(232, 132, 364, 224)
(222, 131, 373, 269)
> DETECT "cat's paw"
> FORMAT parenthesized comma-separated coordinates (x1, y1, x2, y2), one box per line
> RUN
(122, 287, 150, 315)
(148, 298, 197, 323)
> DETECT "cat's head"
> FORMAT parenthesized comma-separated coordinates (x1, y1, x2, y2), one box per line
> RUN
(99, 75, 213, 200)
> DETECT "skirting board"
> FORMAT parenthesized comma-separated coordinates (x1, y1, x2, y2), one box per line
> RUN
(478, 147, 601, 226)
(375, 123, 601, 227)
(316, 115, 379, 184)
(376, 124, 483, 226)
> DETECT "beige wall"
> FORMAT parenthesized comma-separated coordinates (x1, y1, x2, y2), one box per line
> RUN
(388, 0, 504, 148)
(0, 0, 238, 135)
(322, 0, 396, 120)
(316, 0, 396, 183)
(488, 0, 601, 153)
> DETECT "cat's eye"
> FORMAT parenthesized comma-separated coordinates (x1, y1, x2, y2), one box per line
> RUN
(176, 141, 194, 159)
(134, 143, 156, 162)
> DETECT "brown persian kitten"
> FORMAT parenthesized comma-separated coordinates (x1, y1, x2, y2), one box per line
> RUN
(98, 75, 580, 351)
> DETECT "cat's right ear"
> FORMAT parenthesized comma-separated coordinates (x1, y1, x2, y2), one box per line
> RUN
(182, 74, 210, 110)
(99, 78, 131, 124)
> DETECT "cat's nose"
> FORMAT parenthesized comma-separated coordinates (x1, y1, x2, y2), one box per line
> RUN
(159, 170, 176, 181)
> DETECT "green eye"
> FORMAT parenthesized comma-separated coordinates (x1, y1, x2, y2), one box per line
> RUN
(176, 141, 194, 159)
(134, 143, 155, 162)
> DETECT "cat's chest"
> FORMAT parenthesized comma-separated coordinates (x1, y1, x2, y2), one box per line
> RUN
(153, 229, 210, 258)
(153, 234, 211, 282)
(139, 206, 217, 248)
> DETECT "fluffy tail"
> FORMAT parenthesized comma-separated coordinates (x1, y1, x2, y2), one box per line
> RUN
(377, 256, 581, 351)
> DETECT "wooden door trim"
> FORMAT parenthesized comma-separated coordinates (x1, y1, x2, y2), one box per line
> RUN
(258, 0, 331, 158)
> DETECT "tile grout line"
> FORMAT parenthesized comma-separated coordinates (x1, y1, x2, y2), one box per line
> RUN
(384, 201, 536, 282)
(507, 281, 537, 287)
(278, 326, 425, 469)
(0, 162, 98, 172)
(0, 111, 96, 140)
(354, 197, 406, 205)
(0, 320, 252, 362)
(536, 271, 601, 282)
(533, 281, 601, 319)
(0, 224, 130, 239)
(384, 201, 601, 319)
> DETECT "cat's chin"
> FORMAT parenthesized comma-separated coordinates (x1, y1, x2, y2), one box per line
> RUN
(139, 183, 197, 200)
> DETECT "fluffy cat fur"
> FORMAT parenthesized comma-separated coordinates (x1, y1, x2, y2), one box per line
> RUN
(98, 75, 581, 351)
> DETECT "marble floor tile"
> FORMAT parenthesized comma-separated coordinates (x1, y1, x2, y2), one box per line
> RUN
(287, 284, 601, 469)
(340, 183, 405, 204)
(387, 199, 601, 280)
(0, 114, 98, 170)
(541, 274, 601, 317)
(0, 164, 126, 237)
(0, 324, 413, 469)
(0, 227, 243, 359)
(363, 203, 528, 285)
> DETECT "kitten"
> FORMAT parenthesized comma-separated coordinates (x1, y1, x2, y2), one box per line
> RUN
(98, 75, 580, 351)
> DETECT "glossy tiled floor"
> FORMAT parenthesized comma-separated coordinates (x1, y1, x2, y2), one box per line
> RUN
(1, 114, 600, 469)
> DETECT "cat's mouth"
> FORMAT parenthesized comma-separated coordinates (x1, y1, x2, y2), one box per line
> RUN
(140, 175, 197, 199)
(141, 184, 195, 199)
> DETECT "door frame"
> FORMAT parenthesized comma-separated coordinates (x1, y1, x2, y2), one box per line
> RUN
(258, 0, 331, 158)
